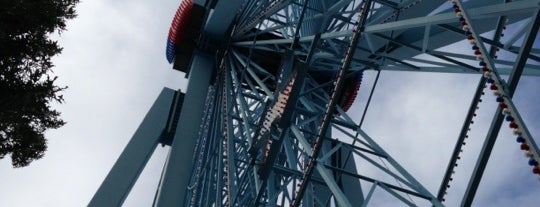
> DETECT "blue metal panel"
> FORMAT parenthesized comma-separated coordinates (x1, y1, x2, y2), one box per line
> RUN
(193, 0, 206, 6)
(204, 0, 244, 39)
(155, 51, 214, 207)
(88, 88, 176, 207)
(339, 146, 365, 205)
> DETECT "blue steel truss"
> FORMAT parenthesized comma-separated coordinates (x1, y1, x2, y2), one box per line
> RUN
(90, 0, 540, 206)
(184, 0, 540, 205)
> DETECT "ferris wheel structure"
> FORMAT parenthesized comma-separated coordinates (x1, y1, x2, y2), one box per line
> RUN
(90, 0, 540, 206)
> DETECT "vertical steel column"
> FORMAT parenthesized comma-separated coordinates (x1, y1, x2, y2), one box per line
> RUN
(155, 51, 214, 207)
(89, 88, 177, 207)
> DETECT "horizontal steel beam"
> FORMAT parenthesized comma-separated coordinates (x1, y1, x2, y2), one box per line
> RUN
(365, 0, 540, 33)
(234, 1, 540, 47)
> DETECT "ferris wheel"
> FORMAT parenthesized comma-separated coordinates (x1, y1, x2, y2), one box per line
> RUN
(90, 0, 540, 206)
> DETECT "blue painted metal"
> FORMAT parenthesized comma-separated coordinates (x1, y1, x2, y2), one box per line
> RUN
(438, 76, 486, 202)
(315, 163, 353, 207)
(93, 0, 540, 206)
(460, 7, 540, 207)
(89, 88, 178, 207)
(193, 0, 206, 6)
(204, 0, 244, 39)
(292, 1, 373, 205)
(437, 9, 511, 201)
(155, 51, 215, 207)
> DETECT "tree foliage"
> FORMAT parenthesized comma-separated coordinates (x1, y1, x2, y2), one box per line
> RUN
(0, 0, 79, 167)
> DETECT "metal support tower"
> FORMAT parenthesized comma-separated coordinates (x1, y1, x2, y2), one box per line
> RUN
(91, 0, 540, 206)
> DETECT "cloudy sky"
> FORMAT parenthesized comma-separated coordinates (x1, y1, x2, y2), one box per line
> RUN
(1, 0, 185, 206)
(1, 0, 539, 206)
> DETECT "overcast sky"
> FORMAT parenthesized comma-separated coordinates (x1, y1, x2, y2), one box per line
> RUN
(1, 0, 539, 206)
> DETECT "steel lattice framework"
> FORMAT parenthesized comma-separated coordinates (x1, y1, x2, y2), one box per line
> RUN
(90, 0, 540, 206)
